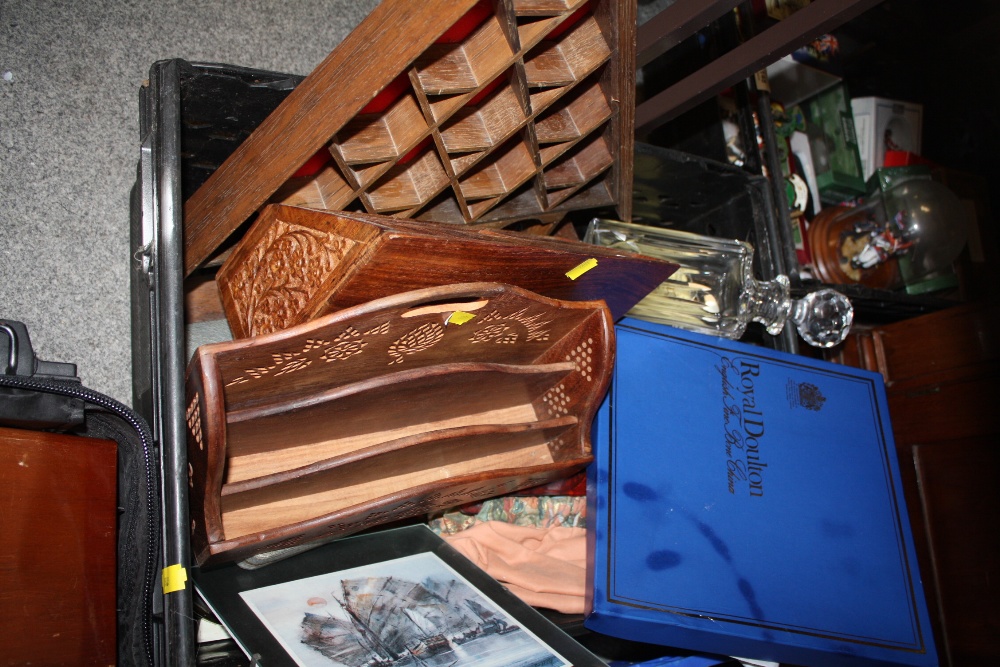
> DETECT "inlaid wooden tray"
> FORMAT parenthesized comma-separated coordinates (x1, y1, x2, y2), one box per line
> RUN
(182, 0, 636, 275)
(216, 204, 677, 338)
(185, 282, 614, 566)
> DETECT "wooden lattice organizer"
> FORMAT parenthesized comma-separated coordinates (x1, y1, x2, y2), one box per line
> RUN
(185, 282, 614, 566)
(183, 0, 636, 275)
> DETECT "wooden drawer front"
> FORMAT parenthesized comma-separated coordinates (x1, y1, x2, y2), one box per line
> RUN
(0, 427, 117, 666)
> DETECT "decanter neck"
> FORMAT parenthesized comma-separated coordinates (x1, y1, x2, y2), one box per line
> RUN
(742, 273, 792, 336)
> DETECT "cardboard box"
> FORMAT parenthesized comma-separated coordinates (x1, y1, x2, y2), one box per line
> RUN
(804, 84, 866, 203)
(765, 55, 842, 108)
(851, 97, 924, 181)
(585, 318, 938, 667)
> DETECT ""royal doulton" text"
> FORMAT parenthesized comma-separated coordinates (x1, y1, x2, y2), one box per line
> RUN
(718, 356, 768, 497)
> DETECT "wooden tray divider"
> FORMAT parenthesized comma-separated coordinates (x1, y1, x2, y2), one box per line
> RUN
(411, 193, 470, 225)
(516, 14, 573, 48)
(221, 361, 576, 473)
(524, 44, 576, 88)
(440, 83, 528, 155)
(222, 411, 579, 500)
(449, 150, 491, 180)
(364, 147, 450, 213)
(326, 141, 376, 191)
(539, 141, 576, 168)
(218, 418, 582, 540)
(528, 84, 573, 116)
(514, 0, 592, 46)
(543, 133, 612, 188)
(464, 196, 502, 221)
(547, 175, 615, 212)
(330, 92, 429, 165)
(493, 0, 527, 60)
(535, 79, 612, 144)
(415, 15, 516, 95)
(468, 183, 548, 224)
(459, 137, 537, 201)
(480, 170, 607, 220)
(269, 163, 355, 211)
(544, 137, 613, 208)
(520, 122, 550, 210)
(523, 15, 610, 88)
(514, 0, 587, 16)
(556, 12, 613, 77)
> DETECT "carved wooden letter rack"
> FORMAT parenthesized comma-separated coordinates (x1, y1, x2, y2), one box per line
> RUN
(186, 282, 614, 565)
(216, 204, 677, 339)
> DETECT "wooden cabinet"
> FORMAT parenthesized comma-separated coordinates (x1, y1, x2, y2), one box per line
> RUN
(0, 427, 118, 666)
(824, 302, 1000, 666)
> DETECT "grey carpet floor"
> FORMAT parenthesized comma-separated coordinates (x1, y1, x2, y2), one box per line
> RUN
(1, 0, 380, 405)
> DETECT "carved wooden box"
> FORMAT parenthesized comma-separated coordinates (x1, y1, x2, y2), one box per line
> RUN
(185, 282, 614, 566)
(216, 204, 677, 339)
(182, 0, 636, 275)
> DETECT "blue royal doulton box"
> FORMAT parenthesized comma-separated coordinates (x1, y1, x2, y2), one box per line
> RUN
(585, 318, 937, 667)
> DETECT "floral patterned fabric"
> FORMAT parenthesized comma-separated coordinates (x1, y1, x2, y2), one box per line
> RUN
(428, 495, 587, 535)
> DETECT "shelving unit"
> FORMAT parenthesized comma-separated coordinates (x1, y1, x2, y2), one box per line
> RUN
(634, 2, 1000, 665)
(182, 0, 636, 276)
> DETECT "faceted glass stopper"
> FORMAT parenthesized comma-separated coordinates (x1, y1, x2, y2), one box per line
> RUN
(790, 288, 854, 348)
(584, 218, 855, 348)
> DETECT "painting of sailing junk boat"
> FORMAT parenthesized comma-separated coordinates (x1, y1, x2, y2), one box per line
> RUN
(239, 552, 571, 667)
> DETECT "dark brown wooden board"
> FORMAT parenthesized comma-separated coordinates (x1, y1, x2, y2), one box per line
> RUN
(0, 428, 117, 666)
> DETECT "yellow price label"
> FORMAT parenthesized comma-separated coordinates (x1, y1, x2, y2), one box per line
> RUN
(447, 311, 477, 325)
(565, 258, 598, 280)
(162, 564, 188, 594)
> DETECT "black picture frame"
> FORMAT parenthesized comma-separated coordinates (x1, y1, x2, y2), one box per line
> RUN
(193, 524, 605, 667)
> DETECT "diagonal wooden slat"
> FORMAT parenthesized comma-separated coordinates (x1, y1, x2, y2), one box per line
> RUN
(636, 0, 743, 68)
(635, 0, 885, 134)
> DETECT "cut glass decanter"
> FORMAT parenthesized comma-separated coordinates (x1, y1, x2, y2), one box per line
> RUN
(584, 219, 853, 348)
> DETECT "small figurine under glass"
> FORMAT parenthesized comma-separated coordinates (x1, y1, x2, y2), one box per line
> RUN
(584, 218, 854, 349)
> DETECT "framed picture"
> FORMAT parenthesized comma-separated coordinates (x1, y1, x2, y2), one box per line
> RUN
(194, 524, 604, 667)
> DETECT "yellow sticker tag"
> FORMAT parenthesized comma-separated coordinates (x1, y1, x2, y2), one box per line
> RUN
(565, 258, 598, 280)
(162, 564, 188, 594)
(447, 311, 477, 326)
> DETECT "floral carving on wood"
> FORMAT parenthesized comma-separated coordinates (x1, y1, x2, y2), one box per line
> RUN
(387, 322, 445, 364)
(225, 324, 389, 386)
(477, 308, 552, 342)
(228, 219, 355, 337)
(468, 323, 518, 345)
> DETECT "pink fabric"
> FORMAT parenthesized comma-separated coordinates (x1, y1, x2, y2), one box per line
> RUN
(441, 521, 587, 614)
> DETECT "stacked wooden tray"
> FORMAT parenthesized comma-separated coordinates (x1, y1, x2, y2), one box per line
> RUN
(185, 282, 614, 565)
(182, 0, 635, 274)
